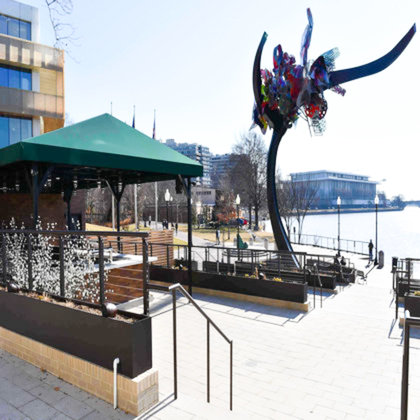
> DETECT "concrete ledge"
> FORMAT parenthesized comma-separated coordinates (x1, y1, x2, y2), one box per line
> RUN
(0, 327, 158, 416)
(151, 280, 310, 312)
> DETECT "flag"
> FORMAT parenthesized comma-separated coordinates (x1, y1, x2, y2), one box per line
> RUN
(152, 109, 156, 139)
(132, 105, 135, 128)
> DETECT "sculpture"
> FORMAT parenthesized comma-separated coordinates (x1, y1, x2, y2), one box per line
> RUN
(252, 9, 415, 262)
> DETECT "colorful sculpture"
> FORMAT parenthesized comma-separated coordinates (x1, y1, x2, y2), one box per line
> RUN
(252, 9, 415, 260)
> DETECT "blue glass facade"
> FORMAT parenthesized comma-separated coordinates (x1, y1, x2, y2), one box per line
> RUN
(0, 64, 31, 90)
(0, 116, 32, 148)
(0, 14, 31, 40)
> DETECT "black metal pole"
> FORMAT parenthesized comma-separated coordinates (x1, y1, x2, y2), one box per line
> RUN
(59, 236, 65, 297)
(2, 234, 7, 284)
(32, 164, 39, 228)
(98, 236, 105, 306)
(207, 319, 210, 403)
(337, 203, 341, 256)
(172, 289, 178, 399)
(401, 322, 410, 420)
(187, 178, 193, 295)
(375, 202, 378, 265)
(27, 234, 33, 290)
(236, 204, 240, 257)
(166, 201, 169, 227)
(142, 238, 149, 315)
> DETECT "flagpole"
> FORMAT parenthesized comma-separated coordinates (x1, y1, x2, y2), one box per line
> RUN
(153, 109, 158, 230)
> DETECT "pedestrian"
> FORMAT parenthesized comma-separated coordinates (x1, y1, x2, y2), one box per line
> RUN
(368, 240, 374, 262)
(215, 228, 220, 245)
(175, 222, 178, 234)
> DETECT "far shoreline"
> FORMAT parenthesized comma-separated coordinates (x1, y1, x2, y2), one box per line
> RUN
(305, 207, 404, 216)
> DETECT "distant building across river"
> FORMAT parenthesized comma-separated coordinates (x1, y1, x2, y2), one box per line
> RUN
(290, 170, 377, 209)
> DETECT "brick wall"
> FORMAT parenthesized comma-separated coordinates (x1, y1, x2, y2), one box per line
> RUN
(0, 192, 86, 229)
(0, 327, 159, 415)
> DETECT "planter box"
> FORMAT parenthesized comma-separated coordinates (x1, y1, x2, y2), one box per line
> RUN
(150, 266, 307, 304)
(0, 291, 152, 378)
(405, 293, 420, 317)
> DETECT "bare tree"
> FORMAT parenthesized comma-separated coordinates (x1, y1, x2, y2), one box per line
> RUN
(289, 179, 319, 243)
(231, 131, 267, 230)
(45, 0, 76, 51)
(276, 172, 294, 237)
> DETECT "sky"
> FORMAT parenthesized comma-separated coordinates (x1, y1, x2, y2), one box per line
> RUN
(27, 0, 420, 199)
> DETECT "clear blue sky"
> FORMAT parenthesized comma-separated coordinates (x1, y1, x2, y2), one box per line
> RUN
(28, 0, 419, 198)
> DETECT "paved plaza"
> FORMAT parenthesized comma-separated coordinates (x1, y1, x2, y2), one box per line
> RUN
(1, 259, 419, 419)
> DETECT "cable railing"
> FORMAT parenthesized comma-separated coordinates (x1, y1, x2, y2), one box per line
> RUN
(291, 233, 369, 256)
(149, 282, 233, 411)
(0, 229, 150, 316)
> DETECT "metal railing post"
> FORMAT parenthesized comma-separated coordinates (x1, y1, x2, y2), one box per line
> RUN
(1, 234, 6, 284)
(142, 238, 150, 316)
(401, 321, 410, 420)
(98, 236, 105, 306)
(167, 245, 170, 268)
(172, 289, 178, 399)
(59, 236, 65, 297)
(230, 341, 233, 411)
(207, 319, 210, 403)
(27, 234, 33, 290)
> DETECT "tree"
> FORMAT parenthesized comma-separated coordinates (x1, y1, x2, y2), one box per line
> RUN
(276, 172, 294, 237)
(230, 131, 267, 230)
(289, 179, 319, 243)
(45, 0, 76, 52)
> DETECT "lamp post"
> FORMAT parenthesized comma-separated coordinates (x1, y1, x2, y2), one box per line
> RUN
(374, 194, 379, 265)
(170, 196, 173, 227)
(337, 196, 341, 256)
(236, 194, 241, 254)
(164, 189, 170, 229)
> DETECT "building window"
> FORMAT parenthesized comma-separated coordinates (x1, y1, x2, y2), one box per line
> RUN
(0, 116, 32, 148)
(0, 14, 31, 41)
(0, 65, 32, 91)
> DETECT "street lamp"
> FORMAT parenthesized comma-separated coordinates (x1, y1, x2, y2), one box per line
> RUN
(337, 196, 341, 256)
(374, 194, 379, 265)
(164, 189, 170, 229)
(170, 196, 173, 226)
(236, 194, 241, 254)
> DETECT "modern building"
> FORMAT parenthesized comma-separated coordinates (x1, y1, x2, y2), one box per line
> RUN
(165, 139, 211, 187)
(290, 170, 377, 208)
(0, 0, 65, 148)
(211, 153, 243, 188)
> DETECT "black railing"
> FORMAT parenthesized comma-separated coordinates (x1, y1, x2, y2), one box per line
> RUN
(0, 229, 150, 316)
(401, 311, 420, 420)
(148, 242, 355, 287)
(150, 282, 233, 411)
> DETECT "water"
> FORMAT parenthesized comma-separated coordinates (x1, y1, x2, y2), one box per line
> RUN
(264, 206, 420, 261)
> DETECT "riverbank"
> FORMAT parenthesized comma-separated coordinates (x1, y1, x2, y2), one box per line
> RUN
(306, 206, 403, 215)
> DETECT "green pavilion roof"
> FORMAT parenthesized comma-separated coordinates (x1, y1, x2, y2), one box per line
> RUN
(0, 113, 203, 179)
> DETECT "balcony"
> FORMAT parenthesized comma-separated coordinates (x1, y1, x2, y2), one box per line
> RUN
(0, 33, 63, 72)
(0, 86, 64, 119)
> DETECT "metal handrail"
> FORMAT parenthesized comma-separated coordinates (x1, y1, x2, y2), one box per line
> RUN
(150, 282, 233, 411)
(312, 263, 323, 308)
(401, 311, 420, 420)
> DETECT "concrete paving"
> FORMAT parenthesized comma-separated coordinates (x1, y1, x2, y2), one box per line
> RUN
(141, 263, 420, 419)
(1, 256, 419, 419)
(0, 350, 133, 420)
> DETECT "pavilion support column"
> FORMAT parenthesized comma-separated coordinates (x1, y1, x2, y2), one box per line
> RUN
(63, 185, 73, 230)
(187, 177, 193, 296)
(107, 181, 126, 252)
(31, 164, 39, 229)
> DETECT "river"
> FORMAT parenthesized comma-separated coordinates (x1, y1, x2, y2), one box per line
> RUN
(264, 206, 420, 261)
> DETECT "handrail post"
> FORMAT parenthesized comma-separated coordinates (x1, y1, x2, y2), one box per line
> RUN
(2, 233, 7, 284)
(167, 245, 170, 268)
(142, 238, 150, 316)
(401, 321, 410, 420)
(230, 341, 233, 411)
(207, 319, 210, 403)
(59, 236, 65, 297)
(27, 233, 33, 290)
(172, 289, 178, 399)
(98, 236, 105, 306)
